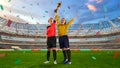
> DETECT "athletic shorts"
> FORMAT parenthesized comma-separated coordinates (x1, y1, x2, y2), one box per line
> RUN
(59, 35, 69, 49)
(47, 36, 56, 48)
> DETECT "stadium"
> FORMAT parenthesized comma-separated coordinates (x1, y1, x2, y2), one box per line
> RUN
(0, 0, 120, 68)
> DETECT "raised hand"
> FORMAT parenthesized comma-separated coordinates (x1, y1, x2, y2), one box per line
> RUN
(54, 2, 62, 13)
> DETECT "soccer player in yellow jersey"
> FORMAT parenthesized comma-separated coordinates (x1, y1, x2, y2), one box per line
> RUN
(55, 13, 77, 64)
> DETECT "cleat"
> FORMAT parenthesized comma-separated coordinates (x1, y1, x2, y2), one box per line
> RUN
(44, 61, 49, 64)
(63, 59, 68, 64)
(54, 61, 57, 64)
(65, 61, 71, 64)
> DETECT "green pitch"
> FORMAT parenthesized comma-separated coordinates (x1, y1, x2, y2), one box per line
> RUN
(0, 50, 120, 68)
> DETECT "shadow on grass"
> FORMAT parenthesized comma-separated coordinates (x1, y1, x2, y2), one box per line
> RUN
(29, 63, 67, 68)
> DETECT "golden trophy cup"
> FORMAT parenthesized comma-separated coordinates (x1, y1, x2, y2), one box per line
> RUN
(54, 2, 62, 13)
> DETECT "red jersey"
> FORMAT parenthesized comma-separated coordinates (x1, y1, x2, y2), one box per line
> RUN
(46, 22, 56, 37)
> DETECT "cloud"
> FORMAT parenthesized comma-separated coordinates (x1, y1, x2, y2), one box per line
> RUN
(89, 0, 102, 3)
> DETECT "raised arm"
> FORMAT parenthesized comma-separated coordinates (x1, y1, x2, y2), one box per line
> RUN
(66, 16, 78, 28)
(55, 13, 60, 25)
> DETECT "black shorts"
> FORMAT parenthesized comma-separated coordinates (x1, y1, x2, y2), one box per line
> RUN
(47, 36, 56, 48)
(59, 35, 69, 49)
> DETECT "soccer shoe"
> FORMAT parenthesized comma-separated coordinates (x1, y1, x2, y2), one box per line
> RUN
(54, 61, 57, 64)
(44, 61, 49, 64)
(65, 61, 71, 64)
(63, 59, 68, 64)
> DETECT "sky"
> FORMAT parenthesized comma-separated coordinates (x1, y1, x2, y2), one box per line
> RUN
(0, 0, 120, 24)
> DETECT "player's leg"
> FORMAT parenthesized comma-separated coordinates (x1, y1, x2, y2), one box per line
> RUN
(62, 48, 68, 63)
(44, 48, 51, 64)
(65, 48, 71, 64)
(64, 36, 71, 64)
(59, 37, 67, 63)
(52, 37, 57, 64)
(44, 38, 51, 64)
(52, 48, 57, 64)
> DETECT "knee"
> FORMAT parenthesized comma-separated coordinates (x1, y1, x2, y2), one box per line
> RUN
(52, 48, 56, 51)
(62, 48, 69, 50)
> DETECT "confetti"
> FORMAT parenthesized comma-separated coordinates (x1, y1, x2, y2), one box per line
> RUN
(8, 0, 11, 2)
(63, 10, 65, 12)
(92, 56, 96, 60)
(87, 4, 97, 12)
(113, 51, 119, 59)
(15, 59, 21, 64)
(103, 5, 107, 12)
(0, 5, 4, 11)
(0, 53, 7, 57)
(68, 6, 70, 9)
(45, 11, 48, 13)
(37, 3, 39, 5)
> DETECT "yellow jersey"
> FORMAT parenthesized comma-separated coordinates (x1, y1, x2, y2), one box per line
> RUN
(55, 14, 74, 37)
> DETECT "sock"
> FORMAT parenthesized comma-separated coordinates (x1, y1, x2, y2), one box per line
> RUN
(62, 50, 67, 61)
(67, 49, 71, 62)
(53, 50, 57, 61)
(47, 50, 50, 61)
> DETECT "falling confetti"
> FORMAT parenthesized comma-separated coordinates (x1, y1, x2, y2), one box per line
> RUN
(0, 5, 4, 11)
(63, 10, 65, 12)
(92, 56, 96, 60)
(113, 51, 119, 59)
(103, 5, 107, 12)
(15, 59, 21, 64)
(87, 4, 97, 12)
(8, 0, 11, 2)
(68, 6, 70, 9)
(45, 11, 48, 13)
(37, 3, 39, 5)
(0, 53, 7, 57)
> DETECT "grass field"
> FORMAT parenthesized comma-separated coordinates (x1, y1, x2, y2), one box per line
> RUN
(0, 49, 120, 68)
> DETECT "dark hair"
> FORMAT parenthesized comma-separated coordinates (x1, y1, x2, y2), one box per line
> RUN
(61, 18, 66, 24)
(48, 18, 53, 22)
(47, 25, 50, 29)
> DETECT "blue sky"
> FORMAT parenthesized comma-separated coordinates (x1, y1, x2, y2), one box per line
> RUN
(0, 0, 120, 24)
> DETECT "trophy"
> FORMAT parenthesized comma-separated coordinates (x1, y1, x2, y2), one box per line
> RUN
(54, 2, 61, 13)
